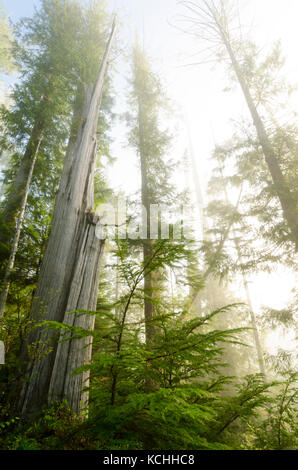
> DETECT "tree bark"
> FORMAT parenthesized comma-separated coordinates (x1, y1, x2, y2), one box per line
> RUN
(18, 20, 116, 417)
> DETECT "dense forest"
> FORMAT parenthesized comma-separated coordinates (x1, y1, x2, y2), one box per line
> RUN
(0, 0, 297, 451)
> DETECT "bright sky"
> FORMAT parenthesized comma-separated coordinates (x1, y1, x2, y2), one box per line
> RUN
(104, 0, 298, 324)
(1, 1, 297, 346)
(3, 0, 36, 19)
(101, 0, 298, 204)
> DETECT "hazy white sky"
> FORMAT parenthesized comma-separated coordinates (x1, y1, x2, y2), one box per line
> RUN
(103, 0, 298, 191)
(4, 0, 298, 185)
(104, 0, 298, 322)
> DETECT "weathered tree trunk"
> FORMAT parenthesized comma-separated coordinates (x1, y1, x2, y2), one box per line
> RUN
(0, 137, 42, 318)
(18, 20, 116, 417)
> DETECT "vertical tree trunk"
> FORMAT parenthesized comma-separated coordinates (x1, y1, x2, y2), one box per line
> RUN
(136, 74, 158, 393)
(0, 137, 42, 318)
(18, 20, 116, 417)
(138, 98, 156, 347)
(143, 241, 155, 345)
(0, 121, 44, 268)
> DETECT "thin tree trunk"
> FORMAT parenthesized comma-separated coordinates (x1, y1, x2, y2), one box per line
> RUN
(221, 182, 267, 378)
(0, 137, 42, 318)
(214, 15, 298, 249)
(135, 64, 158, 393)
(18, 20, 116, 417)
(208, 7, 277, 374)
(137, 91, 156, 347)
(143, 241, 155, 344)
(217, 158, 267, 376)
(0, 121, 44, 268)
(234, 236, 267, 378)
(187, 127, 266, 376)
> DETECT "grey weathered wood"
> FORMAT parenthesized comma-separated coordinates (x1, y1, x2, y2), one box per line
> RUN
(19, 20, 116, 417)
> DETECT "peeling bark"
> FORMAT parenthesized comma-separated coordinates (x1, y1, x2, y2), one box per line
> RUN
(18, 21, 116, 417)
